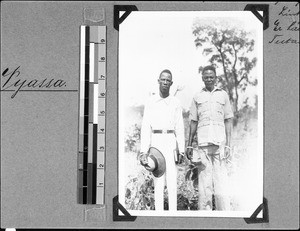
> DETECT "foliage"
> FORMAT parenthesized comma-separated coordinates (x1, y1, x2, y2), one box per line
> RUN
(125, 170, 155, 210)
(185, 164, 199, 189)
(177, 164, 199, 210)
(192, 18, 258, 124)
(124, 123, 141, 152)
(125, 162, 200, 210)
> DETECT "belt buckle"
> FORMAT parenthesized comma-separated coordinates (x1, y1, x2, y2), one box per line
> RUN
(162, 129, 167, 134)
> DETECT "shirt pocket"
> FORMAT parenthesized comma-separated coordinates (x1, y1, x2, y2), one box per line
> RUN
(215, 99, 225, 121)
(196, 98, 209, 116)
(215, 99, 225, 111)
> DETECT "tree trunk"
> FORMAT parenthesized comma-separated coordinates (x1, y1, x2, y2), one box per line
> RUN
(232, 69, 239, 127)
(217, 49, 234, 101)
(233, 70, 239, 114)
(234, 86, 239, 114)
(232, 44, 239, 115)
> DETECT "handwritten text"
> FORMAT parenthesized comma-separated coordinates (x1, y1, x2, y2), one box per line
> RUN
(1, 66, 67, 98)
(269, 3, 299, 45)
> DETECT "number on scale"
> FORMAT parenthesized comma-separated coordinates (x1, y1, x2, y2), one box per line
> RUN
(99, 146, 105, 150)
(99, 75, 105, 79)
(101, 39, 105, 43)
(100, 57, 105, 61)
(99, 163, 104, 168)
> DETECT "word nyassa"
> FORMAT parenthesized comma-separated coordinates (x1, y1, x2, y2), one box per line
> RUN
(1, 66, 67, 98)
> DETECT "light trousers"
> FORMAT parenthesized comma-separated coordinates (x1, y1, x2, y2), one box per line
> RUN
(196, 145, 230, 210)
(151, 133, 177, 211)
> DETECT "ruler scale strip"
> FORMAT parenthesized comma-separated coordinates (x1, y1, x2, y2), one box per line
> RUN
(96, 26, 106, 205)
(78, 25, 106, 205)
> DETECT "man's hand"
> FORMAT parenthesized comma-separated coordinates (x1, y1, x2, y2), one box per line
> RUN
(178, 152, 184, 164)
(224, 146, 231, 159)
(186, 147, 193, 160)
(139, 153, 149, 166)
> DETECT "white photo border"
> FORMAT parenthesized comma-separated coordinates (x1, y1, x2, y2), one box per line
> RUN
(118, 11, 264, 218)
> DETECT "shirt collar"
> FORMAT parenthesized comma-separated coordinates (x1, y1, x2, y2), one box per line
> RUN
(201, 86, 222, 93)
(153, 93, 172, 104)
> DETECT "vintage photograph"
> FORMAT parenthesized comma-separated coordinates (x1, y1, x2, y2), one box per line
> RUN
(118, 11, 263, 217)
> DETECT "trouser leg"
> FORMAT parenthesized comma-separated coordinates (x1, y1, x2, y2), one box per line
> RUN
(197, 147, 213, 210)
(154, 173, 165, 211)
(198, 167, 213, 210)
(212, 149, 230, 210)
(151, 133, 177, 211)
(165, 157, 177, 211)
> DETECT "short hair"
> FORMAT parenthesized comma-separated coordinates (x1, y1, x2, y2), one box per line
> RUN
(159, 69, 172, 78)
(202, 65, 216, 75)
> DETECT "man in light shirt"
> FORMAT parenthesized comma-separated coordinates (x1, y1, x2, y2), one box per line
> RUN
(139, 69, 185, 211)
(186, 65, 233, 210)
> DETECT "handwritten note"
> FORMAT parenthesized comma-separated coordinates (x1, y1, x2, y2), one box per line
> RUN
(1, 66, 69, 99)
(269, 2, 299, 44)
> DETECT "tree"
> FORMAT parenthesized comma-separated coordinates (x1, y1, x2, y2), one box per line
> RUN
(192, 18, 258, 123)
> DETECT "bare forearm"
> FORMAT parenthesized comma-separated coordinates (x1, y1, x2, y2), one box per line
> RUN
(140, 105, 151, 153)
(188, 120, 198, 146)
(224, 118, 233, 146)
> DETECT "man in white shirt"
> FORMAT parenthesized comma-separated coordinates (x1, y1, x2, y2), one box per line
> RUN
(139, 69, 185, 211)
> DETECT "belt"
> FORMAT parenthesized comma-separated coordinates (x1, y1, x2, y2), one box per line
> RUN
(199, 142, 218, 147)
(152, 129, 175, 134)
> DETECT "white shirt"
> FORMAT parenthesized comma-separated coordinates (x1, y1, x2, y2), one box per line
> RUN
(140, 94, 185, 153)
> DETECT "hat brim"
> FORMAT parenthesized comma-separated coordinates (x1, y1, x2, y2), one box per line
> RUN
(148, 147, 166, 178)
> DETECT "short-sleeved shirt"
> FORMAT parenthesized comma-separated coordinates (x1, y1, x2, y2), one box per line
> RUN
(140, 94, 185, 153)
(189, 87, 233, 146)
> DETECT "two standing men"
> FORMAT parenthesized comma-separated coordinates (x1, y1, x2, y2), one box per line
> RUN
(139, 66, 233, 211)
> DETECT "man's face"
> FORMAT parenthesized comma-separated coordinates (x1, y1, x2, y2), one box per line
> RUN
(202, 70, 216, 89)
(158, 72, 173, 94)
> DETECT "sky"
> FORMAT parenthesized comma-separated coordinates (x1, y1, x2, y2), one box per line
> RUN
(119, 11, 262, 110)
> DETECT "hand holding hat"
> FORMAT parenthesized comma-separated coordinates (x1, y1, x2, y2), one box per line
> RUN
(141, 147, 166, 178)
(139, 152, 149, 167)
